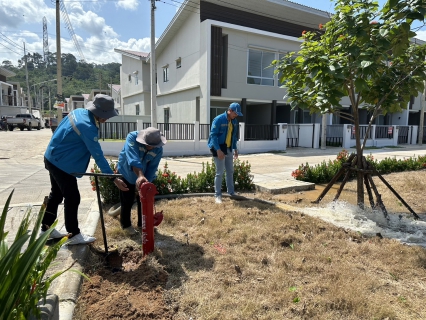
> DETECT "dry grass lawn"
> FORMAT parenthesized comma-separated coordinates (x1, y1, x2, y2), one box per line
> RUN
(74, 171, 426, 320)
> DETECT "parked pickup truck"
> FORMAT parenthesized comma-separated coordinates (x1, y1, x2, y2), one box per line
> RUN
(7, 114, 41, 131)
(50, 112, 69, 133)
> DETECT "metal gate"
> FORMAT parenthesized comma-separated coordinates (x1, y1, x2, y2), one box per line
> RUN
(397, 126, 410, 144)
(287, 124, 299, 147)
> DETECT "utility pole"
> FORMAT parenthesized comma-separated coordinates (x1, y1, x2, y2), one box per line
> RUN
(321, 113, 327, 150)
(419, 81, 425, 145)
(56, 0, 63, 122)
(23, 42, 31, 113)
(48, 86, 52, 115)
(41, 87, 45, 111)
(150, 0, 157, 127)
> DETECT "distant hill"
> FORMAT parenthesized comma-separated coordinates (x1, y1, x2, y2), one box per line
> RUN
(1, 52, 120, 109)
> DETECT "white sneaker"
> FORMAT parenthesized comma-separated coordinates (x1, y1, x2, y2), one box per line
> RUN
(40, 228, 68, 239)
(215, 196, 222, 204)
(67, 233, 96, 245)
(123, 226, 137, 235)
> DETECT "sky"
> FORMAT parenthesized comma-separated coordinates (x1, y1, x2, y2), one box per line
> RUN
(1, 0, 426, 67)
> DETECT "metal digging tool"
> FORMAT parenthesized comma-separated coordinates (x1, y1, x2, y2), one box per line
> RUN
(72, 172, 123, 267)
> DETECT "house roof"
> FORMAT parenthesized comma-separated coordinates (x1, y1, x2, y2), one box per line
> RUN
(114, 49, 149, 60)
(82, 94, 89, 100)
(0, 66, 16, 78)
(155, 0, 331, 57)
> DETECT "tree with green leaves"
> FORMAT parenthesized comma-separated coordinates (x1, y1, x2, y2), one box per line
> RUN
(274, 0, 426, 211)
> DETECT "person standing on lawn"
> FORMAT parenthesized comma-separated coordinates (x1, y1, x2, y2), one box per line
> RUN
(113, 127, 167, 235)
(42, 94, 127, 245)
(208, 102, 243, 204)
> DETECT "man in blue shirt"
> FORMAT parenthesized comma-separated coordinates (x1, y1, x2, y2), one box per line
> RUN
(207, 102, 243, 204)
(42, 94, 126, 245)
(114, 127, 167, 234)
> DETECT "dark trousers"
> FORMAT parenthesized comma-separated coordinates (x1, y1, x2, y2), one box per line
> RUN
(43, 157, 81, 235)
(119, 175, 142, 229)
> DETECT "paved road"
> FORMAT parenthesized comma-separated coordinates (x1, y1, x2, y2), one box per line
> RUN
(0, 128, 95, 205)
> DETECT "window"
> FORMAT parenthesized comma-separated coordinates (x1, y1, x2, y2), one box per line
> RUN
(210, 107, 227, 123)
(135, 75, 138, 85)
(163, 66, 169, 82)
(128, 75, 131, 82)
(277, 53, 285, 86)
(247, 49, 275, 86)
(135, 104, 140, 115)
(294, 109, 312, 124)
(176, 58, 181, 69)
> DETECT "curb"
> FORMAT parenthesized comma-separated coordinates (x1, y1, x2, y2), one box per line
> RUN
(44, 199, 100, 320)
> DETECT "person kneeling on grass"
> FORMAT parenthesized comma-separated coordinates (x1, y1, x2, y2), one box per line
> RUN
(113, 127, 167, 235)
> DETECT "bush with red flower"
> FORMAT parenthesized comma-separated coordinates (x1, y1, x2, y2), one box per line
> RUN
(291, 150, 426, 184)
(90, 159, 255, 204)
(90, 160, 120, 204)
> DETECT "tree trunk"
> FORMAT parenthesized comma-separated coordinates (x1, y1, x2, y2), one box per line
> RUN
(352, 105, 364, 207)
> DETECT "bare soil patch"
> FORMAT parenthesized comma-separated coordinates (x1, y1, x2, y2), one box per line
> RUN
(73, 171, 426, 320)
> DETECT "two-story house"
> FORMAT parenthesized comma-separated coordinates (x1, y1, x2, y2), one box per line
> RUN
(116, 0, 425, 130)
(108, 84, 122, 114)
(115, 0, 329, 125)
(114, 49, 150, 116)
(0, 66, 28, 116)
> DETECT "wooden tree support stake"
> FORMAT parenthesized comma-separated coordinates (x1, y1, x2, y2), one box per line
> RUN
(368, 163, 420, 220)
(312, 153, 419, 221)
(362, 158, 375, 210)
(333, 163, 354, 202)
(313, 153, 356, 204)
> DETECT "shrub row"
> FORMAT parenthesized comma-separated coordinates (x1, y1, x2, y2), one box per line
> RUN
(291, 149, 426, 184)
(90, 159, 255, 204)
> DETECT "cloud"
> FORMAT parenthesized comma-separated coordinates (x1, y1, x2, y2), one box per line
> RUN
(69, 10, 118, 39)
(415, 30, 426, 42)
(79, 36, 151, 64)
(116, 0, 139, 11)
(0, 0, 55, 29)
(0, 0, 149, 66)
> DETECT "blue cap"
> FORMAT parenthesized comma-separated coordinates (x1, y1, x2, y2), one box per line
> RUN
(229, 102, 243, 116)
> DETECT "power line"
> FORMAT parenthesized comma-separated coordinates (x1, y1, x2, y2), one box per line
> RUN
(0, 32, 24, 51)
(57, 0, 86, 61)
(0, 42, 22, 56)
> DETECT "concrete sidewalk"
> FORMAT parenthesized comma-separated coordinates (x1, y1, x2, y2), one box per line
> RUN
(3, 142, 426, 319)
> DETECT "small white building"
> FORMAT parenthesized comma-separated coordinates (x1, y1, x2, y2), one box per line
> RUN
(0, 66, 28, 116)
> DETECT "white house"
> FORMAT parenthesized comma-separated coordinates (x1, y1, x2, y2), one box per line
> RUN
(115, 0, 329, 125)
(108, 84, 122, 114)
(115, 0, 425, 132)
(113, 49, 150, 117)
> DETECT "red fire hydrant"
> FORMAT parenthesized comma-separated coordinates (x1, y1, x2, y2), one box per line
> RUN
(139, 182, 158, 256)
